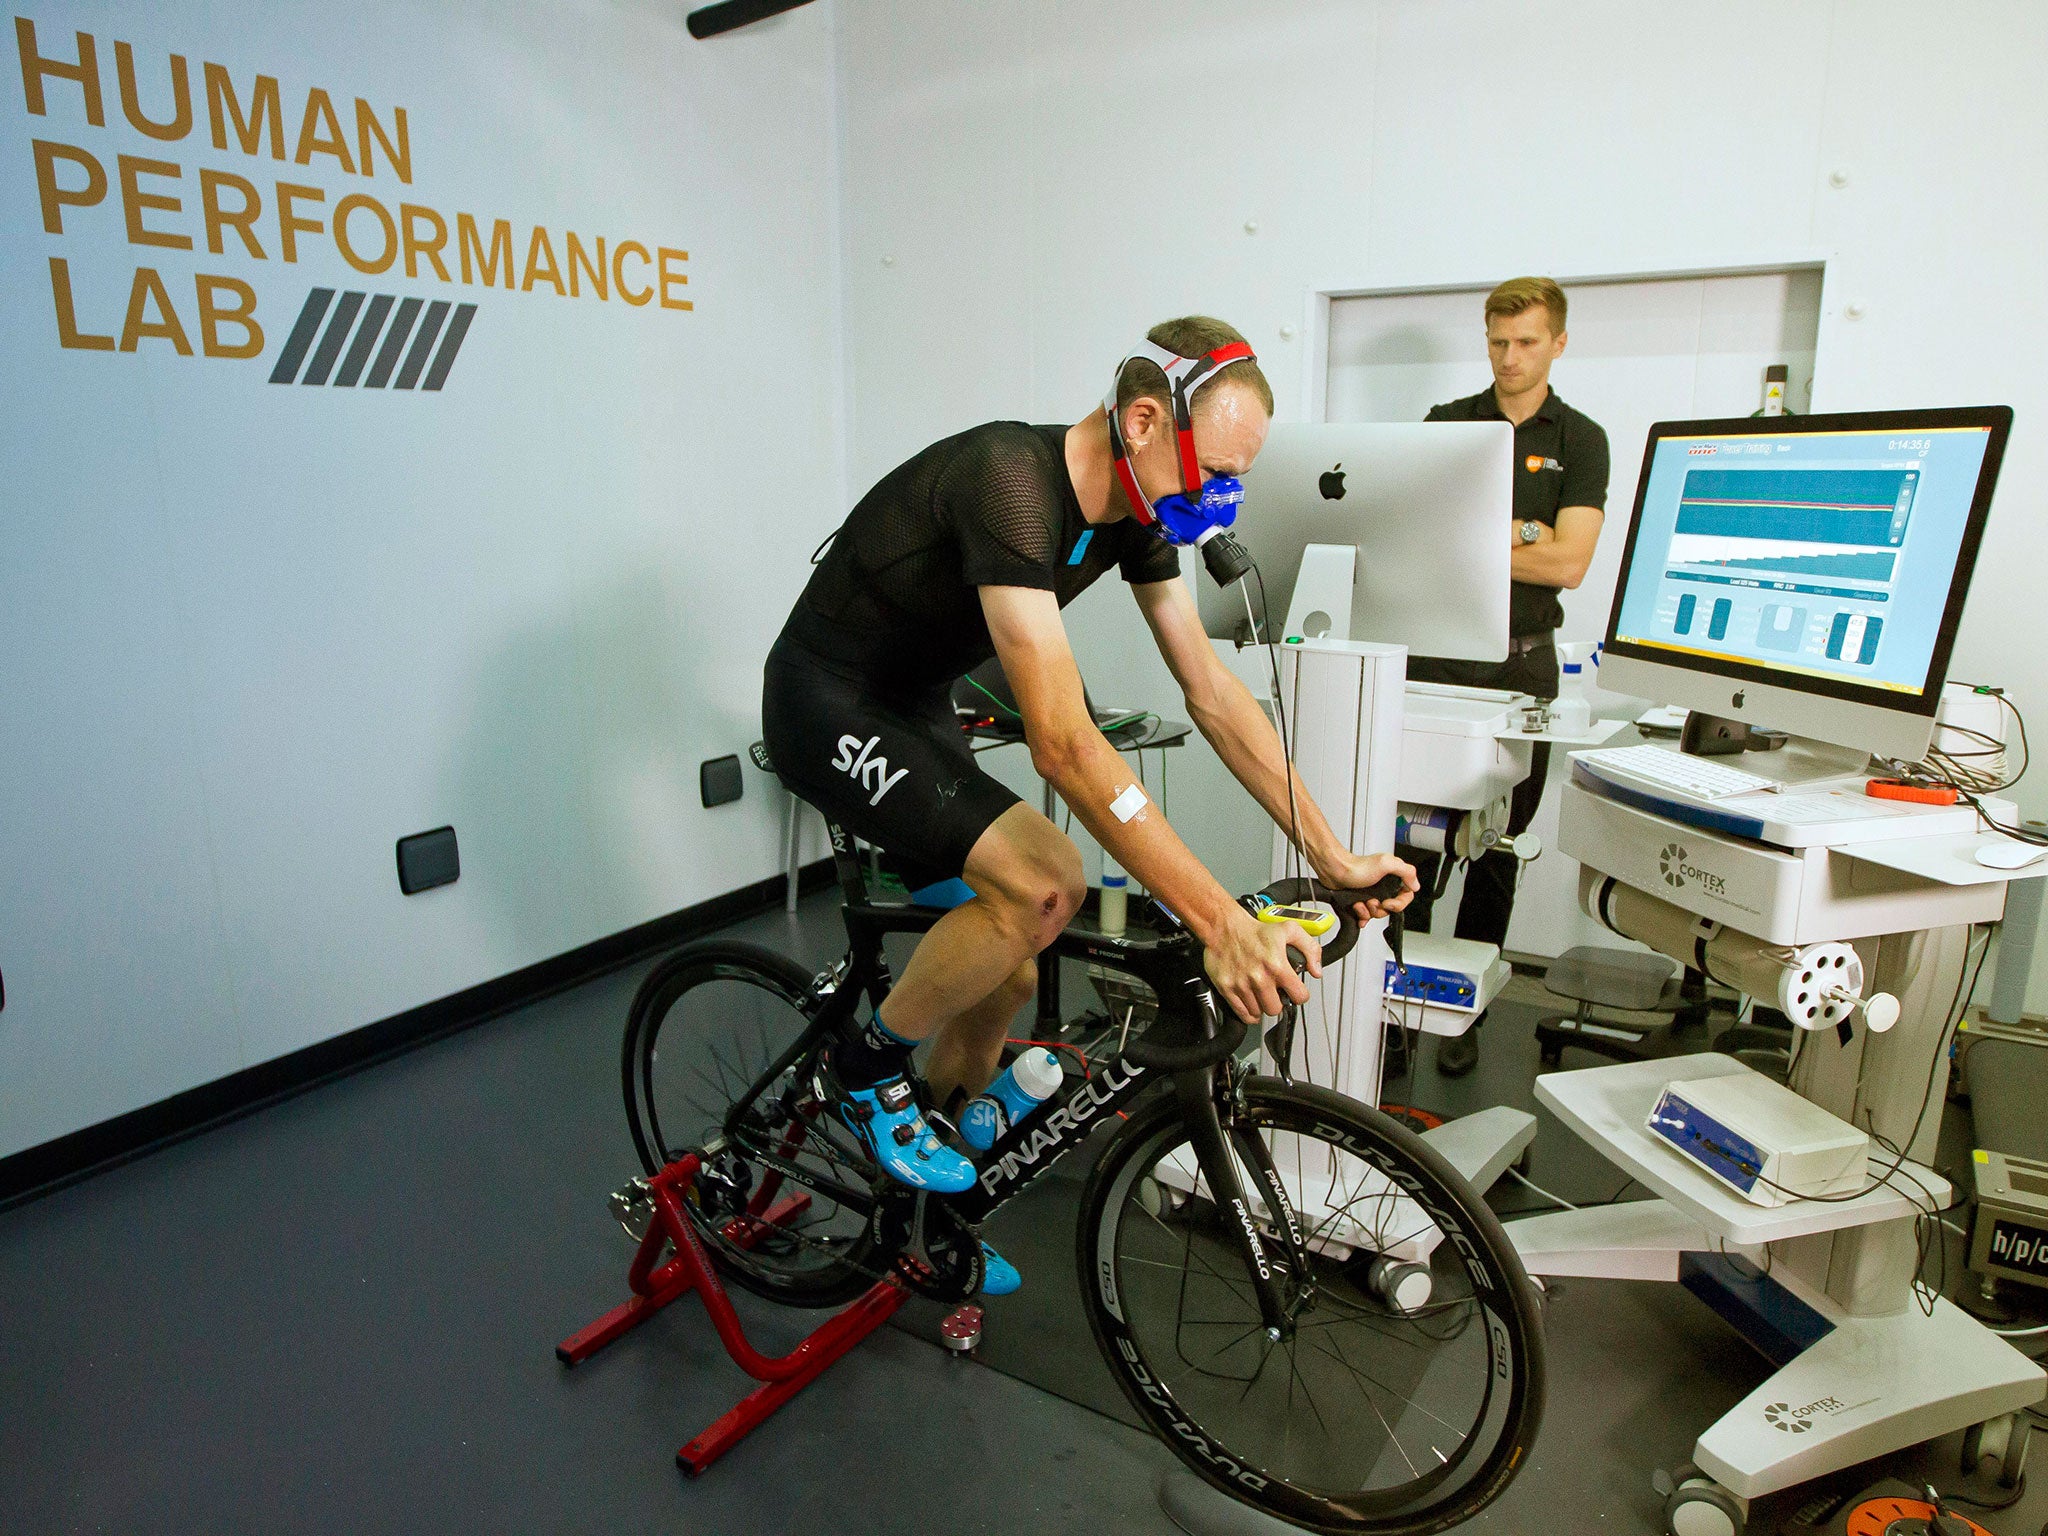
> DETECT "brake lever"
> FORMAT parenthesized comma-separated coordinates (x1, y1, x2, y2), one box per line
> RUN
(1263, 1004, 1299, 1084)
(1333, 874, 1407, 969)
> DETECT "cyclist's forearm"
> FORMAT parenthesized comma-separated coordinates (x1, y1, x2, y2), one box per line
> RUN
(1190, 674, 1351, 876)
(1034, 729, 1240, 945)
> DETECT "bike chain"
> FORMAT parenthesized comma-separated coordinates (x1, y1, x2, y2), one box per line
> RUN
(704, 1085, 988, 1301)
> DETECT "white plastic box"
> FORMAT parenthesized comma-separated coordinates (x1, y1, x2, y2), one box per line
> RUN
(1647, 1070, 1869, 1208)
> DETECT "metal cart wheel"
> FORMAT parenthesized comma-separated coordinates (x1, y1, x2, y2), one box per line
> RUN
(1657, 1463, 1745, 1536)
(1961, 1411, 2028, 1488)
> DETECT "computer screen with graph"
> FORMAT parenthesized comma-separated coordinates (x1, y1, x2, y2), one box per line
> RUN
(1607, 408, 2009, 713)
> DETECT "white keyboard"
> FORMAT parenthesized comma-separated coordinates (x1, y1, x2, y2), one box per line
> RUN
(1747, 793, 1915, 825)
(1576, 744, 1777, 801)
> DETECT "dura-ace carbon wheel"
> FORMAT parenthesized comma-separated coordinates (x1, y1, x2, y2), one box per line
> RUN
(1076, 1078, 1545, 1534)
(622, 940, 882, 1308)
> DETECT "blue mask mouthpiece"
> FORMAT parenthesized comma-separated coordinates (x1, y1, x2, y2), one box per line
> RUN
(1151, 475, 1244, 548)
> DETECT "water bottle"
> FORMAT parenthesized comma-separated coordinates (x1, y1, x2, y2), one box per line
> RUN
(959, 1047, 1064, 1151)
(1099, 853, 1129, 937)
(1551, 656, 1591, 737)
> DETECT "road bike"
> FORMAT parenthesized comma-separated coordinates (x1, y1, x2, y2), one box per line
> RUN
(615, 790, 1545, 1534)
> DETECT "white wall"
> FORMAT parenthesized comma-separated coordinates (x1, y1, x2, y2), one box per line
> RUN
(0, 0, 848, 1158)
(835, 0, 2048, 1001)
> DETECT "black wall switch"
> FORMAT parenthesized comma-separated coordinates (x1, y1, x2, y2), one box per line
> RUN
(396, 826, 460, 894)
(701, 755, 744, 808)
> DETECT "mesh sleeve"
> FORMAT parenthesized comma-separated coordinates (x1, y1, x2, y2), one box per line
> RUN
(1118, 526, 1183, 584)
(943, 429, 1062, 590)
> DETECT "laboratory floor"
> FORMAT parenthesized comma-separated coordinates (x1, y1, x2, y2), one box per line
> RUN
(2, 889, 2042, 1535)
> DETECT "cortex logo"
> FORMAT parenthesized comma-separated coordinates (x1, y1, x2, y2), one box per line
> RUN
(1763, 1401, 1810, 1434)
(1765, 1396, 1848, 1434)
(1660, 843, 1728, 896)
(269, 289, 477, 390)
(831, 734, 909, 806)
(1659, 843, 1687, 889)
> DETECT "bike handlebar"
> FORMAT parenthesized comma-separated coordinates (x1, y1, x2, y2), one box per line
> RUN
(1254, 873, 1408, 968)
(1121, 873, 1408, 1073)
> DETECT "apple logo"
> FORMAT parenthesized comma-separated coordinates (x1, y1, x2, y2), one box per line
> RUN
(1732, 690, 1746, 709)
(1318, 463, 1346, 500)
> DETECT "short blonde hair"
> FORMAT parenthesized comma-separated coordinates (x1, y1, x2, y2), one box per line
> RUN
(1484, 277, 1566, 334)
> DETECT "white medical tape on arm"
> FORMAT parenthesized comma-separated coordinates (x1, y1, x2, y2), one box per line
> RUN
(1109, 783, 1148, 823)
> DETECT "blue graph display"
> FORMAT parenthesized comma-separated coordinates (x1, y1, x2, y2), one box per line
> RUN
(1694, 550, 1897, 580)
(1616, 420, 1997, 699)
(1676, 468, 1914, 546)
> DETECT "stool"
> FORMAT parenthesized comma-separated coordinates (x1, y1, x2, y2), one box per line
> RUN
(1534, 946, 1689, 1067)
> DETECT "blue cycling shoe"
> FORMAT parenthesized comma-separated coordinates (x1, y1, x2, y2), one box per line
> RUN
(979, 1242, 1021, 1296)
(836, 1074, 977, 1194)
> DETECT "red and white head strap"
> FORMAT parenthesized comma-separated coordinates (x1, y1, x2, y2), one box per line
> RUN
(1104, 339, 1258, 527)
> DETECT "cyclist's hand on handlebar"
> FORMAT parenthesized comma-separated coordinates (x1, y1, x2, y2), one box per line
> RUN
(1205, 908, 1319, 1024)
(1316, 851, 1420, 920)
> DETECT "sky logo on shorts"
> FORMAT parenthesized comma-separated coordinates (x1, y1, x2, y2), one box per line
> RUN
(832, 734, 911, 806)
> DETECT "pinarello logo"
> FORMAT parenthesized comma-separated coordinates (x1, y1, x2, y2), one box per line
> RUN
(1659, 843, 1687, 889)
(1687, 445, 1717, 456)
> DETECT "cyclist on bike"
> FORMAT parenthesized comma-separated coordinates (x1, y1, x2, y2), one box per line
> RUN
(761, 317, 1417, 1290)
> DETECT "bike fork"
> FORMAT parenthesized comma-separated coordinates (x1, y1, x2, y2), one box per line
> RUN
(1171, 1069, 1294, 1341)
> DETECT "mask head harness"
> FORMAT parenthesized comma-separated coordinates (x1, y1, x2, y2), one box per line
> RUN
(1106, 340, 1257, 584)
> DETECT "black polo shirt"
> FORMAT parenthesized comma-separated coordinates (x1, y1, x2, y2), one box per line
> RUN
(1426, 386, 1610, 638)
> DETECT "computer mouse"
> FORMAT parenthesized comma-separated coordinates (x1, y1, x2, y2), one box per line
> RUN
(1973, 841, 2047, 870)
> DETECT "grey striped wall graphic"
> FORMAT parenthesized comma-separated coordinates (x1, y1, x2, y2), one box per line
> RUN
(269, 290, 478, 390)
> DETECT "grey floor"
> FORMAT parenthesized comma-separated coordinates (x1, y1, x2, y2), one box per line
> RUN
(3, 891, 2043, 1535)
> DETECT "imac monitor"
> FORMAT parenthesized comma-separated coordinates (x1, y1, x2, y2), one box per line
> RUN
(1601, 407, 2011, 762)
(1199, 421, 1514, 662)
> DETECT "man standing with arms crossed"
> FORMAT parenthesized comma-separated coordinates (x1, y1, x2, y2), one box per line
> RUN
(1406, 278, 1610, 1077)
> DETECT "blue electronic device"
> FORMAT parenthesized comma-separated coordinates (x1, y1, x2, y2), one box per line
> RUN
(1384, 959, 1480, 1011)
(1645, 1072, 1869, 1209)
(1648, 1087, 1766, 1197)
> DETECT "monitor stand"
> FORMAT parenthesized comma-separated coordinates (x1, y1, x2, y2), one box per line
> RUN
(1678, 721, 1873, 789)
(1279, 542, 1356, 642)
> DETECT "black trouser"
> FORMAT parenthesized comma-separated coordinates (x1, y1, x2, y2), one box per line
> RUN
(1402, 640, 1558, 959)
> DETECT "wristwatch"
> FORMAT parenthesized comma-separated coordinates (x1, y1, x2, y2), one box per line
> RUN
(1519, 519, 1542, 544)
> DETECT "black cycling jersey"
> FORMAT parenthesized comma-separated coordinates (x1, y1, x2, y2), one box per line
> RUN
(780, 421, 1180, 691)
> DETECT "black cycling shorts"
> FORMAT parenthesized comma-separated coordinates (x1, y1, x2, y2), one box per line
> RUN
(762, 635, 1021, 882)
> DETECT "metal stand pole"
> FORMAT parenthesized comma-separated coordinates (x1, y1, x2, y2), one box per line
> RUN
(1037, 777, 1062, 1031)
(783, 793, 803, 914)
(1987, 860, 2047, 1024)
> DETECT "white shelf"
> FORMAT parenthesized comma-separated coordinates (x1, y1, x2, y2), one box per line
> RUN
(1533, 1053, 1951, 1247)
(1491, 715, 1629, 746)
(1844, 829, 2048, 887)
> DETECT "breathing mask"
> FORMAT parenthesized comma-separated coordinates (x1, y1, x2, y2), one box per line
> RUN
(1106, 340, 1257, 585)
